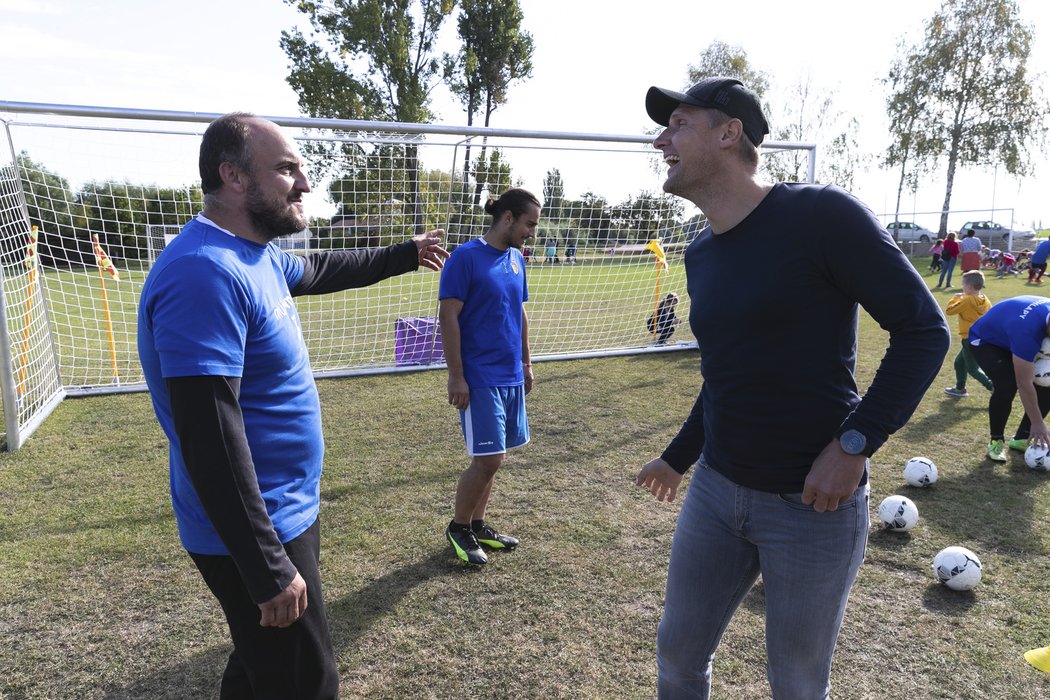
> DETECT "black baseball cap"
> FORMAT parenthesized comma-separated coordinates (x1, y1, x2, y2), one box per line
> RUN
(646, 77, 770, 146)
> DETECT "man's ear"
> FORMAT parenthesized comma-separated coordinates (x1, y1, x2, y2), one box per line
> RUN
(218, 161, 248, 193)
(719, 118, 744, 147)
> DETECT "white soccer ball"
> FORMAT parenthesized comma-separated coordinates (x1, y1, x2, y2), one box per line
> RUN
(933, 546, 983, 591)
(1034, 358, 1050, 387)
(903, 457, 938, 487)
(1038, 337, 1050, 361)
(1025, 443, 1050, 472)
(878, 495, 919, 531)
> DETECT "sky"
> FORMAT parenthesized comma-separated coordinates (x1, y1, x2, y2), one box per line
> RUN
(1, 0, 1048, 231)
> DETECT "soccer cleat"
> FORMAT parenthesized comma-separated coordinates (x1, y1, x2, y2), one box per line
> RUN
(446, 523, 487, 565)
(987, 439, 1008, 462)
(472, 522, 519, 550)
(1009, 438, 1030, 452)
(944, 387, 968, 398)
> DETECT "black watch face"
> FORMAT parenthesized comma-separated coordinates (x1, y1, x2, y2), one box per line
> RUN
(841, 430, 866, 454)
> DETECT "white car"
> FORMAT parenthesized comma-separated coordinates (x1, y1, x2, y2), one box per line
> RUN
(887, 221, 936, 243)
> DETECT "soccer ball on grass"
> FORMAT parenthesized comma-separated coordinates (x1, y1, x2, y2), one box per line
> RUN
(933, 546, 982, 591)
(877, 495, 919, 531)
(903, 457, 938, 487)
(1024, 443, 1050, 472)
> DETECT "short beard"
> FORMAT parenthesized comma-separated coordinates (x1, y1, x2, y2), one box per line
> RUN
(245, 178, 306, 241)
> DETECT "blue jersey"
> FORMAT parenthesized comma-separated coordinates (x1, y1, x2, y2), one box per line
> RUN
(439, 238, 528, 387)
(969, 295, 1050, 362)
(138, 216, 323, 555)
(1032, 240, 1050, 265)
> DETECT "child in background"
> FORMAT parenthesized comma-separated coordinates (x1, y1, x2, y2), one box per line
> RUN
(647, 293, 682, 345)
(929, 239, 944, 272)
(944, 270, 994, 398)
(997, 251, 1017, 278)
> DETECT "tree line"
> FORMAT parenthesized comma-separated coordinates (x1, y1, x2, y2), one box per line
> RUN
(3, 149, 688, 269)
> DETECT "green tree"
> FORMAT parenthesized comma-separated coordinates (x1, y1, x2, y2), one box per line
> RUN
(281, 0, 456, 233)
(542, 168, 564, 221)
(565, 193, 611, 244)
(472, 147, 513, 202)
(767, 77, 867, 188)
(886, 0, 1047, 235)
(444, 0, 533, 198)
(609, 192, 684, 244)
(686, 40, 770, 98)
(79, 182, 202, 259)
(13, 153, 89, 267)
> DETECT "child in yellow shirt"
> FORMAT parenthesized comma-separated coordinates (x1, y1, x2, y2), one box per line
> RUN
(944, 270, 994, 398)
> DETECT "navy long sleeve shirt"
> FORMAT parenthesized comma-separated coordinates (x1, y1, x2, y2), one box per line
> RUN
(660, 183, 950, 493)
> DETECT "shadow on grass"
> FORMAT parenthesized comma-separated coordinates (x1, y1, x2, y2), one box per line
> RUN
(921, 582, 979, 614)
(102, 549, 458, 699)
(101, 645, 228, 700)
(327, 549, 463, 646)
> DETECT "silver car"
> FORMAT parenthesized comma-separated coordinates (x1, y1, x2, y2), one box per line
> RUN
(960, 220, 1036, 247)
(887, 221, 936, 243)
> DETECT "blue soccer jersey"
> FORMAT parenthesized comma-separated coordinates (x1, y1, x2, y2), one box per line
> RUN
(438, 238, 528, 387)
(970, 295, 1050, 362)
(138, 216, 323, 555)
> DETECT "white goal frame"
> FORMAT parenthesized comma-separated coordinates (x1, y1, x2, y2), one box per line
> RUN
(0, 101, 815, 450)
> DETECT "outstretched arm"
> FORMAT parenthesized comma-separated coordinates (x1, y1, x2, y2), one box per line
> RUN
(292, 230, 447, 296)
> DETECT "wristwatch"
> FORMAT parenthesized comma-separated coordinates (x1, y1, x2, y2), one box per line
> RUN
(838, 428, 869, 456)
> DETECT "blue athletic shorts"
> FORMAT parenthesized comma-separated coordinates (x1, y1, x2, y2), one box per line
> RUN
(460, 385, 529, 456)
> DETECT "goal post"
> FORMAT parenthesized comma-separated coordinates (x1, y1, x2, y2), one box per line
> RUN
(0, 101, 816, 450)
(145, 224, 182, 266)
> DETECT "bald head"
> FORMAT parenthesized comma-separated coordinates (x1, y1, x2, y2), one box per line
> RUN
(199, 112, 262, 195)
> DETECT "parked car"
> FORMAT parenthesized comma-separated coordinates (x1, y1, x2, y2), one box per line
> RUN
(960, 221, 1036, 247)
(887, 221, 936, 243)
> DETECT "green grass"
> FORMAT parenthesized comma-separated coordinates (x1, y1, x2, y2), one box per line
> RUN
(2, 260, 1050, 698)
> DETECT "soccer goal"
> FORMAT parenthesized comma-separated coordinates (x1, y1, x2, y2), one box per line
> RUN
(0, 102, 816, 450)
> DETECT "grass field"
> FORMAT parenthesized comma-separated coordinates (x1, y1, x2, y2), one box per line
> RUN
(2, 259, 1050, 698)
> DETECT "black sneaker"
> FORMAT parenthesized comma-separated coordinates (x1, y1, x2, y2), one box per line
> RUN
(473, 523, 519, 550)
(446, 523, 487, 565)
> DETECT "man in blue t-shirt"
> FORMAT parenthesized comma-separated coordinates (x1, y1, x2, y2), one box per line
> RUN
(138, 113, 447, 698)
(438, 188, 540, 565)
(969, 295, 1050, 461)
(1027, 236, 1050, 284)
(635, 77, 949, 698)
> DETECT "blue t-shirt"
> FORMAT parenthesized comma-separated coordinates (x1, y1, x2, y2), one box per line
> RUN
(138, 216, 323, 555)
(1032, 240, 1050, 265)
(969, 295, 1050, 362)
(438, 238, 528, 387)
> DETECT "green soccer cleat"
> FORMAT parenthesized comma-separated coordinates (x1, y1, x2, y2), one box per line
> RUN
(472, 522, 519, 550)
(446, 523, 487, 565)
(1009, 438, 1030, 452)
(987, 439, 1008, 462)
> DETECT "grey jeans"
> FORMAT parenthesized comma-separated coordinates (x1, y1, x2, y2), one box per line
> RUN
(656, 460, 869, 699)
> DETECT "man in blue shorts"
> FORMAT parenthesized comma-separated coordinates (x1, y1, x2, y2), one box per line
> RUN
(438, 188, 540, 565)
(138, 113, 447, 698)
(634, 77, 949, 698)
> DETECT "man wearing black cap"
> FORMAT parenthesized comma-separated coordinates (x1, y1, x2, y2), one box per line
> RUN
(635, 77, 949, 698)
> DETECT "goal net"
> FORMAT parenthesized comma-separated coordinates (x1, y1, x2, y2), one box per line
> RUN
(0, 104, 815, 449)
